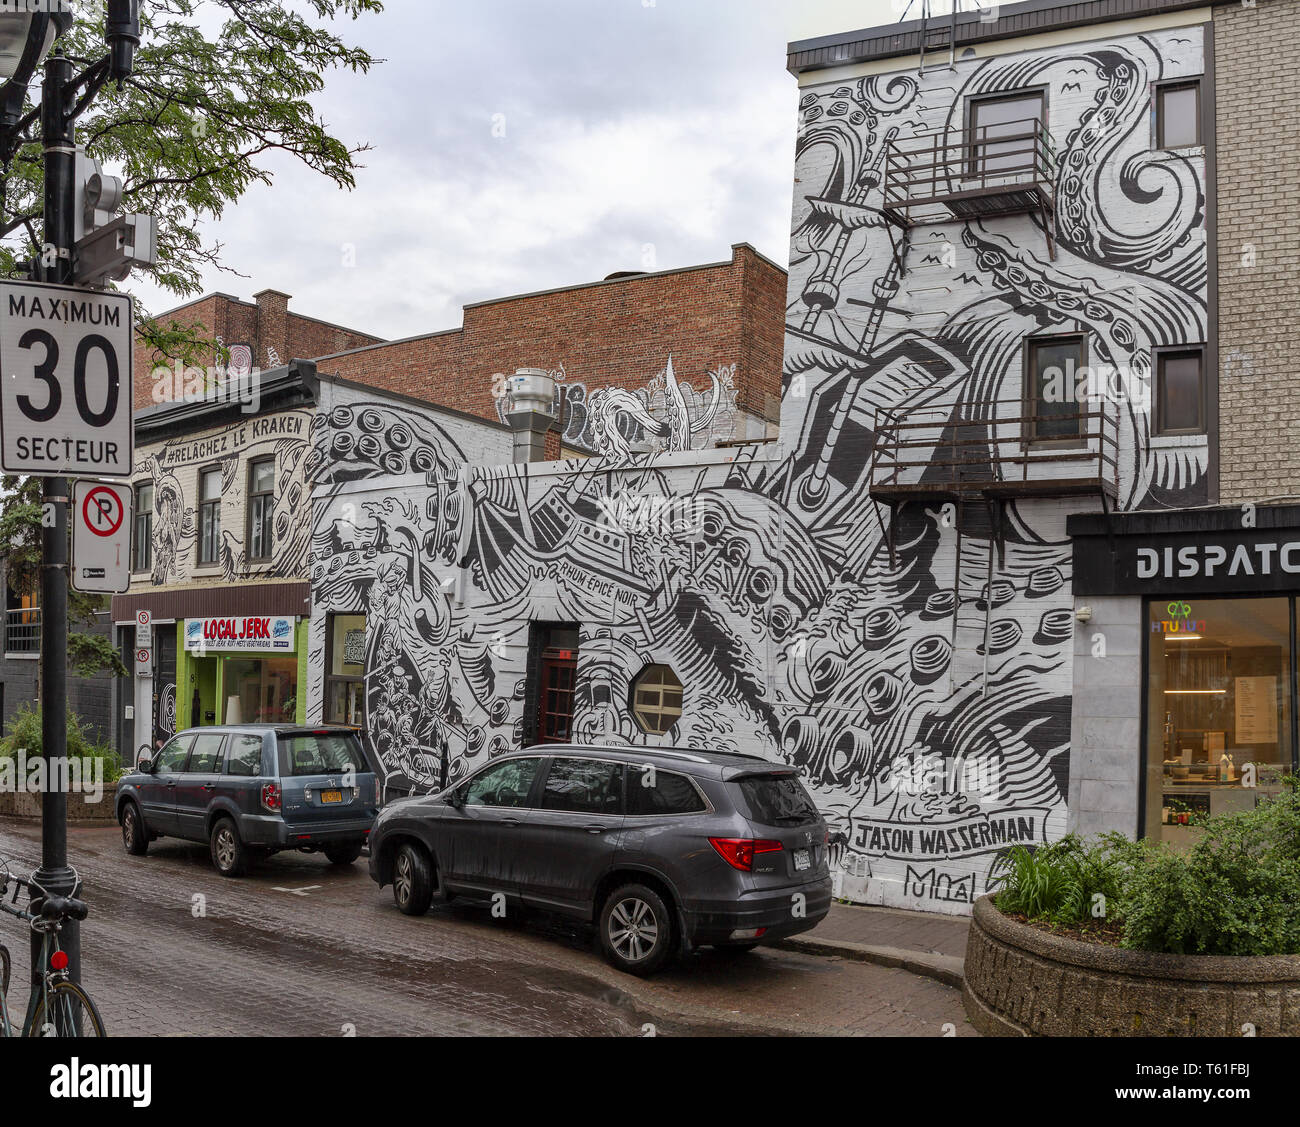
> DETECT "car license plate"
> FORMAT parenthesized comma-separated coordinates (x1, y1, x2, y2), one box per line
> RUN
(793, 848, 811, 871)
(321, 790, 343, 804)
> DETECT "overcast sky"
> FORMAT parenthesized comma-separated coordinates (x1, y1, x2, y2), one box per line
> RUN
(130, 0, 910, 341)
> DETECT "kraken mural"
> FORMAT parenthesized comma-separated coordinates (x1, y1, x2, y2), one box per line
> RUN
(134, 408, 314, 585)
(305, 27, 1208, 914)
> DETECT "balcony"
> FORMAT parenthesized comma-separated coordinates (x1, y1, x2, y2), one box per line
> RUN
(880, 118, 1057, 251)
(5, 606, 39, 657)
(870, 397, 1120, 504)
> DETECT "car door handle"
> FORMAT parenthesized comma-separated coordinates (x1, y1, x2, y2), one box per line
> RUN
(498, 818, 521, 827)
(201, 784, 216, 791)
(165, 780, 177, 788)
(584, 824, 605, 834)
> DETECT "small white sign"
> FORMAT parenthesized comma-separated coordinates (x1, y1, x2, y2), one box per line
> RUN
(71, 479, 131, 594)
(0, 281, 133, 478)
(135, 608, 151, 646)
(136, 646, 152, 676)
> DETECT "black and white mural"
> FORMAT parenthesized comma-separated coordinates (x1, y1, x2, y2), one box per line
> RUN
(305, 26, 1208, 914)
(492, 358, 750, 454)
(134, 409, 314, 585)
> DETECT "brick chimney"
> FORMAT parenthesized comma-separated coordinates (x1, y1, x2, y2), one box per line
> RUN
(254, 289, 291, 369)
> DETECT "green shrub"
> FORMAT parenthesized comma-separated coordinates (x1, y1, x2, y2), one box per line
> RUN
(1121, 778, 1300, 956)
(0, 703, 125, 784)
(993, 832, 1150, 926)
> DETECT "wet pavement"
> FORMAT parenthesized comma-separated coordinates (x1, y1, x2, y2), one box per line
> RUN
(0, 818, 973, 1036)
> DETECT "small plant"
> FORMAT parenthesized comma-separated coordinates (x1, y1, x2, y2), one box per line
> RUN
(0, 704, 125, 784)
(993, 832, 1151, 926)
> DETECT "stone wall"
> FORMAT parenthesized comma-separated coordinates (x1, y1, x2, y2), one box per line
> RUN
(964, 895, 1300, 1036)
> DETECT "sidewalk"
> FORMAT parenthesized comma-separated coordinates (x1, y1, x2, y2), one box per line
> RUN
(780, 901, 971, 988)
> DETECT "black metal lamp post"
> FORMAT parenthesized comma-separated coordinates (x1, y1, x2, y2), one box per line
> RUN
(0, 0, 141, 1011)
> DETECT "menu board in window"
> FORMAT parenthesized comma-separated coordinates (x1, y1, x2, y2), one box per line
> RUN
(1235, 676, 1278, 744)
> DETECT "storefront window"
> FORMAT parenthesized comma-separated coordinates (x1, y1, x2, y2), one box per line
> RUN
(326, 614, 366, 726)
(222, 656, 298, 724)
(1145, 597, 1293, 846)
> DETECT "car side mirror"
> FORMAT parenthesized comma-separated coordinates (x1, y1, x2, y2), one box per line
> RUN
(443, 787, 464, 809)
(136, 753, 153, 774)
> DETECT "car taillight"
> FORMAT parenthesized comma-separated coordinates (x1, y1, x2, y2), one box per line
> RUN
(708, 837, 783, 872)
(261, 782, 282, 812)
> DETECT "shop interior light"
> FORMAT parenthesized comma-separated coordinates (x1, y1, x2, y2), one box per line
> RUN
(1164, 634, 1202, 641)
(1164, 689, 1227, 694)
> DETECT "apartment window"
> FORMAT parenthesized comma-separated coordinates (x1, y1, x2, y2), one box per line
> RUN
(1156, 348, 1205, 435)
(968, 90, 1045, 178)
(1156, 80, 1200, 149)
(247, 457, 275, 562)
(631, 664, 684, 735)
(1025, 335, 1087, 443)
(198, 467, 222, 565)
(325, 613, 366, 726)
(133, 482, 154, 572)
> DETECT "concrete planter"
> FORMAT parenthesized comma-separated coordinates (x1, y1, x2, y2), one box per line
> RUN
(963, 894, 1300, 1037)
(0, 789, 117, 825)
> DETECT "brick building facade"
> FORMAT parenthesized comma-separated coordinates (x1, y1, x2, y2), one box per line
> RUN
(315, 244, 785, 437)
(135, 245, 787, 453)
(132, 289, 383, 410)
(1213, 0, 1300, 503)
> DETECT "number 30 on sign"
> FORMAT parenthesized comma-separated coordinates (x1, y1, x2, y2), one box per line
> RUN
(0, 280, 133, 478)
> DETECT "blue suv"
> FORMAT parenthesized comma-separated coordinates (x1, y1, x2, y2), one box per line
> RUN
(116, 725, 380, 877)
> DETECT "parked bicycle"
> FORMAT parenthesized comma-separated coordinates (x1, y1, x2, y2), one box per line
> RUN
(0, 862, 105, 1037)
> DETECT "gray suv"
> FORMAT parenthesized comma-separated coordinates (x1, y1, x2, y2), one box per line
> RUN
(367, 745, 832, 976)
(116, 725, 380, 877)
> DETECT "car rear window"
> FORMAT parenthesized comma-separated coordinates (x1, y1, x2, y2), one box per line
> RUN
(735, 773, 820, 826)
(627, 766, 706, 815)
(277, 734, 368, 777)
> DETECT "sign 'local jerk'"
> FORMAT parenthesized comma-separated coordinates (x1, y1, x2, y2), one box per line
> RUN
(185, 615, 296, 654)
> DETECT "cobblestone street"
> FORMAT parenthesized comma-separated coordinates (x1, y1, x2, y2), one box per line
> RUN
(0, 818, 973, 1037)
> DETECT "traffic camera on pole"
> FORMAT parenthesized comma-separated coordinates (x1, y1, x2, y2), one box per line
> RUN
(72, 148, 157, 287)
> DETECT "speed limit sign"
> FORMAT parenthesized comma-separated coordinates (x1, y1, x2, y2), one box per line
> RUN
(0, 280, 133, 478)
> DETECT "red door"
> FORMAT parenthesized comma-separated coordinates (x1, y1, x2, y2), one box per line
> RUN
(536, 647, 577, 743)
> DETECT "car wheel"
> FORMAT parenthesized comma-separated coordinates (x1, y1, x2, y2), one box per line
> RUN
(120, 801, 148, 856)
(393, 843, 434, 916)
(210, 817, 249, 878)
(324, 841, 364, 866)
(599, 883, 676, 977)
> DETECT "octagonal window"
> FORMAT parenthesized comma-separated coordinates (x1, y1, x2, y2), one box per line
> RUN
(631, 664, 683, 735)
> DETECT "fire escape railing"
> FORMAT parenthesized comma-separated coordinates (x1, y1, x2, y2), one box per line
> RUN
(880, 118, 1058, 254)
(869, 396, 1121, 502)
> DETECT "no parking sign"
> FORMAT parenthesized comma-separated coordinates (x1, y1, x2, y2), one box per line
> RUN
(71, 479, 132, 593)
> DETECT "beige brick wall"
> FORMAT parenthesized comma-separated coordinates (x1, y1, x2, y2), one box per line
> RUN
(1215, 0, 1300, 502)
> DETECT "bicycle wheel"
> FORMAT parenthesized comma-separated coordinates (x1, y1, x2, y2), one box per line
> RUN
(0, 943, 9, 996)
(27, 981, 106, 1037)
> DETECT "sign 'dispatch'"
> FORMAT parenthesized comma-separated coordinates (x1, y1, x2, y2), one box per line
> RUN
(0, 280, 133, 478)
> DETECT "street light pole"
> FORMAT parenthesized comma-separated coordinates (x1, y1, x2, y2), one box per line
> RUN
(31, 46, 78, 992)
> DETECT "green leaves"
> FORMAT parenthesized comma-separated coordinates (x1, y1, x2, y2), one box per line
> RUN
(1123, 778, 1300, 956)
(995, 785, 1300, 955)
(0, 0, 383, 359)
(993, 832, 1149, 927)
